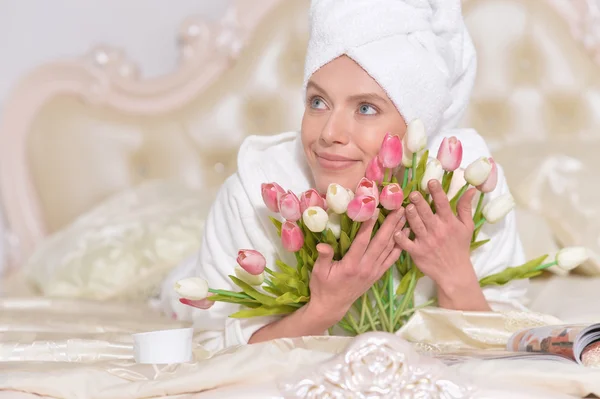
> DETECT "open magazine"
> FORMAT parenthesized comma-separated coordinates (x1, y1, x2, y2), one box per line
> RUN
(428, 324, 600, 367)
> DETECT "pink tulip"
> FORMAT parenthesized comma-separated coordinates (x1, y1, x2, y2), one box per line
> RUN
(365, 157, 384, 184)
(179, 296, 215, 310)
(236, 249, 266, 275)
(281, 221, 304, 252)
(379, 133, 403, 169)
(261, 182, 286, 213)
(436, 136, 463, 171)
(299, 189, 326, 214)
(355, 178, 379, 203)
(347, 195, 377, 222)
(380, 183, 404, 210)
(278, 190, 301, 221)
(477, 157, 498, 193)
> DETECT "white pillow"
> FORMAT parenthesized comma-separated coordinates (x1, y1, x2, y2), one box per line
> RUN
(23, 180, 215, 301)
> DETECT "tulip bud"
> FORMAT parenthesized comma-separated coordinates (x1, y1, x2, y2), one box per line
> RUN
(476, 158, 498, 193)
(179, 295, 215, 310)
(326, 183, 352, 214)
(302, 206, 329, 233)
(421, 159, 444, 194)
(465, 157, 492, 186)
(236, 249, 266, 275)
(299, 189, 326, 214)
(261, 182, 286, 213)
(379, 133, 403, 169)
(380, 183, 404, 210)
(234, 266, 265, 286)
(281, 221, 304, 252)
(355, 177, 379, 203)
(447, 168, 467, 199)
(405, 119, 427, 153)
(365, 157, 385, 184)
(174, 277, 209, 300)
(436, 136, 463, 171)
(556, 247, 589, 271)
(482, 193, 515, 223)
(347, 195, 377, 222)
(278, 190, 301, 221)
(326, 211, 341, 239)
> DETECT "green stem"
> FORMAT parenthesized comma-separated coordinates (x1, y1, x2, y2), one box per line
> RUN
(474, 217, 486, 230)
(402, 166, 410, 189)
(346, 313, 361, 335)
(394, 298, 436, 320)
(393, 261, 417, 329)
(534, 260, 558, 271)
(387, 267, 394, 330)
(471, 193, 485, 241)
(371, 287, 392, 332)
(383, 168, 391, 183)
(208, 288, 253, 300)
(363, 294, 378, 331)
(411, 153, 418, 192)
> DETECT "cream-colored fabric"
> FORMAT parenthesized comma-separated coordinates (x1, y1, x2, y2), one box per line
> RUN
(22, 180, 209, 301)
(0, 296, 599, 398)
(494, 139, 600, 275)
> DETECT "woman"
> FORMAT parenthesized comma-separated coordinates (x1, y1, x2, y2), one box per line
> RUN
(162, 0, 528, 353)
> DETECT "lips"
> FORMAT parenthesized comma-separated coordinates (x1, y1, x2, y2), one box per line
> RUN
(315, 152, 359, 170)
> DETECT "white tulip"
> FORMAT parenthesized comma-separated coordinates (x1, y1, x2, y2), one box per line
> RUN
(421, 159, 444, 194)
(482, 193, 515, 223)
(447, 168, 467, 199)
(174, 277, 209, 300)
(302, 206, 329, 232)
(347, 189, 355, 201)
(234, 266, 265, 286)
(464, 157, 492, 186)
(326, 211, 342, 239)
(326, 183, 352, 214)
(405, 119, 427, 153)
(556, 247, 589, 271)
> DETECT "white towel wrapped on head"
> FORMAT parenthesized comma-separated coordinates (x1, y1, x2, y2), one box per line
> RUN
(303, 0, 477, 137)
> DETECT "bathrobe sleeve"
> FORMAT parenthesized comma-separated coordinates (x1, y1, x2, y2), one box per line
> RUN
(190, 173, 279, 354)
(470, 163, 529, 311)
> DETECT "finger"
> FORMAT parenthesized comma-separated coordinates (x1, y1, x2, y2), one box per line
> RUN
(313, 243, 335, 278)
(410, 191, 436, 229)
(380, 246, 403, 271)
(374, 232, 396, 267)
(363, 208, 404, 260)
(428, 180, 452, 219)
(405, 203, 427, 237)
(345, 210, 378, 259)
(457, 188, 478, 226)
(394, 227, 415, 253)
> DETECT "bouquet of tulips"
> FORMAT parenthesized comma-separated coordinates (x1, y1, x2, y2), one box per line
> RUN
(175, 119, 589, 335)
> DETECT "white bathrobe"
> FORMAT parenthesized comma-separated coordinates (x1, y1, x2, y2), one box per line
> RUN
(161, 129, 528, 354)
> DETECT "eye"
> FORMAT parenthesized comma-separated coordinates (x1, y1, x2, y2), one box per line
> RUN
(309, 96, 327, 110)
(358, 104, 378, 115)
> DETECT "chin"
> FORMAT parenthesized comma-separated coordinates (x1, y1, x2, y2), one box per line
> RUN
(315, 172, 363, 194)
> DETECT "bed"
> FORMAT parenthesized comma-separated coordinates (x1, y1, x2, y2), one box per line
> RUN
(1, 0, 600, 397)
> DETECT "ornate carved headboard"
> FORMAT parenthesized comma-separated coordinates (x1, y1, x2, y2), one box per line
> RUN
(1, 0, 599, 271)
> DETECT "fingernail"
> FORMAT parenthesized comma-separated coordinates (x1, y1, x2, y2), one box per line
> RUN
(407, 204, 415, 212)
(410, 192, 419, 201)
(394, 231, 402, 238)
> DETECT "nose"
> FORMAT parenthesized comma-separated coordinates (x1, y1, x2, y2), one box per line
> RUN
(319, 110, 351, 146)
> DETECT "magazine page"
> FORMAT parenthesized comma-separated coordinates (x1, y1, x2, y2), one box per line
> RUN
(574, 324, 600, 367)
(506, 325, 590, 363)
(428, 350, 574, 366)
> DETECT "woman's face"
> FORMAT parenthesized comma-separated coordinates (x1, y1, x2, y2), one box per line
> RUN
(301, 55, 407, 194)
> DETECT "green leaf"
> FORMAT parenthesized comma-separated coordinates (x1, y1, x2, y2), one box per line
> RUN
(229, 275, 278, 306)
(300, 263, 310, 285)
(479, 255, 548, 287)
(304, 229, 317, 255)
(323, 229, 338, 247)
(275, 260, 298, 276)
(269, 272, 309, 297)
(341, 213, 352, 236)
(340, 231, 351, 257)
(263, 286, 284, 297)
(229, 305, 298, 318)
(470, 239, 490, 252)
(396, 271, 412, 295)
(441, 171, 454, 193)
(208, 294, 261, 307)
(269, 216, 283, 237)
(275, 292, 310, 305)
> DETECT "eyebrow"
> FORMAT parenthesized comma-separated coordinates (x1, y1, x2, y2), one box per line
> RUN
(306, 81, 389, 106)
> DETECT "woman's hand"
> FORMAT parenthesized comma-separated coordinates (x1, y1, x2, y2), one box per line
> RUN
(307, 207, 406, 324)
(394, 180, 491, 311)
